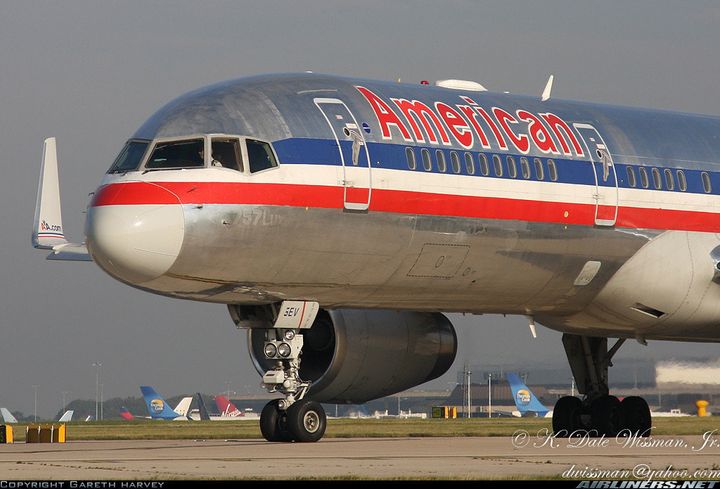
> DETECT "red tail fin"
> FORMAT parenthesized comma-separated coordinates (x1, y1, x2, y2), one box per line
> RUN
(120, 407, 135, 421)
(215, 395, 242, 416)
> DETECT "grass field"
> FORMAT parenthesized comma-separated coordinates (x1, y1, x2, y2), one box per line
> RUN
(6, 416, 720, 442)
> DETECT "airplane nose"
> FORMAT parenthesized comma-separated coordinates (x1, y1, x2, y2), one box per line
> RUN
(86, 183, 184, 284)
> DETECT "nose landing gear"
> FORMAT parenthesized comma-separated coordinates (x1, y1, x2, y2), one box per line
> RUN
(258, 326, 327, 442)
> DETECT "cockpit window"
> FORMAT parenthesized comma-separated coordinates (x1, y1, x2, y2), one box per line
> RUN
(145, 138, 205, 170)
(210, 138, 243, 171)
(247, 139, 278, 173)
(108, 140, 149, 173)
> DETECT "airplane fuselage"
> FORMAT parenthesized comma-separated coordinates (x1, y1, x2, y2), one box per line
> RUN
(84, 73, 720, 343)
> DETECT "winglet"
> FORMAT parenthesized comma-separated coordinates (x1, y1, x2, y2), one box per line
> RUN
(33, 138, 67, 249)
(541, 75, 554, 102)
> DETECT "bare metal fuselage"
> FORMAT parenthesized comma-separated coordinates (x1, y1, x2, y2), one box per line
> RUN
(84, 73, 720, 343)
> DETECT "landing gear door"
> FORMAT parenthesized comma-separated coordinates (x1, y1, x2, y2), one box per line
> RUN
(573, 123, 618, 227)
(314, 98, 372, 211)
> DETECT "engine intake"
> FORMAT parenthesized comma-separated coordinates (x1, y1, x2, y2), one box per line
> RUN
(248, 309, 457, 404)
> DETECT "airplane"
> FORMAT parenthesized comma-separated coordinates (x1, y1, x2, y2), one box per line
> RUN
(190, 393, 258, 421)
(32, 71, 720, 442)
(57, 410, 73, 422)
(0, 408, 18, 424)
(139, 386, 192, 421)
(119, 407, 135, 421)
(0, 407, 72, 423)
(505, 373, 551, 418)
(194, 393, 214, 421)
(215, 395, 243, 417)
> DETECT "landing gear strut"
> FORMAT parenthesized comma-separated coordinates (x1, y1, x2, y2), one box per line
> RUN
(258, 326, 327, 442)
(553, 334, 651, 437)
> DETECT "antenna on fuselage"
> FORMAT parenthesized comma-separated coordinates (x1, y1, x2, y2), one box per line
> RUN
(541, 75, 554, 102)
(527, 316, 538, 339)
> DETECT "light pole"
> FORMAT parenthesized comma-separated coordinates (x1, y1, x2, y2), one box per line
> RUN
(487, 373, 492, 419)
(100, 383, 104, 421)
(61, 390, 70, 413)
(464, 366, 472, 418)
(92, 362, 102, 422)
(32, 385, 39, 422)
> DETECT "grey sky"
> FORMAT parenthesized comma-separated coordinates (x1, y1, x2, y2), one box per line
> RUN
(2, 0, 719, 418)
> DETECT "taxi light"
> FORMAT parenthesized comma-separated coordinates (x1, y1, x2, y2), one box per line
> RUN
(264, 343, 277, 358)
(278, 343, 292, 358)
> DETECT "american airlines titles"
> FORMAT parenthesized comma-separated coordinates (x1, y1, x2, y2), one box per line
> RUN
(355, 86, 585, 158)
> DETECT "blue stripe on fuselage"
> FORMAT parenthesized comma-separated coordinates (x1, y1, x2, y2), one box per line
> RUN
(273, 137, 717, 196)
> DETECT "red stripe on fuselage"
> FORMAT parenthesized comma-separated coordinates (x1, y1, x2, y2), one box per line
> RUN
(90, 181, 720, 232)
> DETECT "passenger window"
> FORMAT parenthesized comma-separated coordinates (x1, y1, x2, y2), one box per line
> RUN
(547, 159, 558, 181)
(108, 140, 149, 173)
(520, 156, 531, 179)
(478, 153, 489, 176)
(247, 139, 279, 173)
(211, 138, 243, 171)
(652, 168, 662, 189)
(406, 147, 416, 170)
(639, 167, 649, 189)
(146, 138, 205, 170)
(464, 152, 475, 175)
(436, 150, 447, 172)
(677, 170, 687, 191)
(507, 156, 517, 178)
(533, 158, 544, 181)
(450, 151, 461, 173)
(664, 168, 674, 191)
(702, 172, 712, 193)
(421, 148, 432, 171)
(492, 154, 503, 177)
(626, 166, 636, 188)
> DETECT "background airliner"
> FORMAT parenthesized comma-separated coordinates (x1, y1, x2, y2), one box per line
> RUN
(506, 373, 551, 418)
(33, 71, 720, 442)
(139, 386, 192, 421)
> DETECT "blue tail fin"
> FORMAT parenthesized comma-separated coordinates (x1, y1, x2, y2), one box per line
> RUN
(506, 373, 549, 416)
(140, 386, 180, 420)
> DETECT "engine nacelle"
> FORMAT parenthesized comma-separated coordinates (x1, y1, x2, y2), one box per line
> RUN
(247, 309, 457, 404)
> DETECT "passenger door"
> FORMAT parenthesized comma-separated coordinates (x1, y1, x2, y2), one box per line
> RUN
(573, 123, 618, 226)
(314, 98, 372, 211)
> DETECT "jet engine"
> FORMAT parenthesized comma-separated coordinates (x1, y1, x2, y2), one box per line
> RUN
(246, 309, 457, 404)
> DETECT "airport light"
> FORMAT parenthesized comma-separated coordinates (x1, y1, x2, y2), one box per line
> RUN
(463, 365, 472, 419)
(92, 362, 102, 422)
(61, 390, 70, 413)
(487, 373, 492, 419)
(32, 385, 39, 422)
